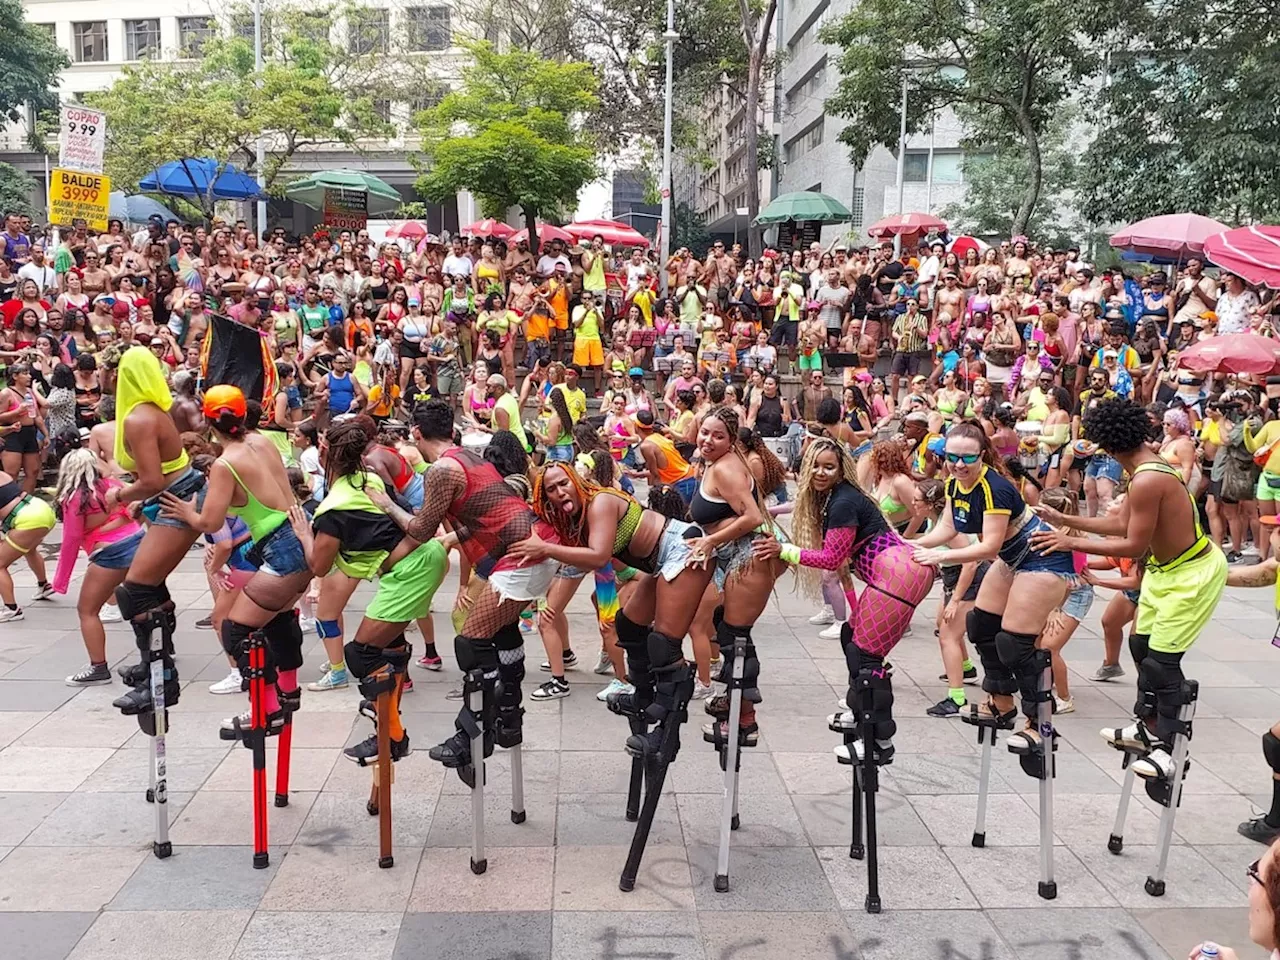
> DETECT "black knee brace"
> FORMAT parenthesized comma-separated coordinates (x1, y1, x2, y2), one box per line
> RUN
(224, 619, 276, 686)
(493, 622, 525, 746)
(264, 610, 305, 673)
(615, 609, 652, 694)
(1139, 649, 1186, 743)
(995, 629, 1044, 719)
(645, 630, 693, 728)
(968, 607, 1015, 695)
(114, 580, 171, 622)
(850, 645, 895, 742)
(1129, 632, 1151, 669)
(1263, 732, 1280, 773)
(713, 619, 760, 700)
(646, 626, 684, 671)
(454, 633, 498, 726)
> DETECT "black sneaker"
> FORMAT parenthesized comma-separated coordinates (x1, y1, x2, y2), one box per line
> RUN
(344, 732, 411, 764)
(926, 697, 962, 718)
(195, 615, 214, 630)
(428, 728, 493, 767)
(1238, 816, 1280, 845)
(1226, 550, 1245, 565)
(938, 665, 979, 685)
(66, 662, 112, 687)
(531, 677, 570, 700)
(539, 651, 577, 672)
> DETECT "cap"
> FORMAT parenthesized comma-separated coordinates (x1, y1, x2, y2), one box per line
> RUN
(485, 373, 508, 388)
(1102, 349, 1119, 359)
(1261, 515, 1280, 526)
(905, 410, 930, 424)
(407, 297, 420, 307)
(202, 384, 247, 420)
(911, 375, 927, 384)
(628, 366, 646, 378)
(807, 300, 822, 311)
(855, 371, 872, 383)
(149, 337, 164, 346)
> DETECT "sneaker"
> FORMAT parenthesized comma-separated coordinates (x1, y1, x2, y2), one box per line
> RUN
(1054, 696, 1075, 714)
(690, 679, 713, 700)
(708, 655, 722, 674)
(835, 739, 893, 763)
(1226, 550, 1245, 564)
(540, 651, 577, 672)
(938, 665, 979, 685)
(827, 710, 857, 730)
(701, 718, 760, 746)
(531, 677, 570, 700)
(596, 678, 633, 702)
(65, 662, 112, 686)
(1092, 663, 1125, 682)
(298, 616, 317, 635)
(30, 582, 53, 602)
(1238, 816, 1280, 845)
(1132, 747, 1184, 780)
(445, 686, 464, 701)
(1101, 720, 1152, 753)
(926, 697, 963, 718)
(809, 606, 835, 625)
(99, 606, 123, 623)
(0, 607, 24, 623)
(344, 732, 411, 764)
(592, 651, 614, 675)
(704, 693, 730, 720)
(195, 615, 214, 630)
(818, 622, 844, 640)
(402, 676, 414, 693)
(307, 668, 349, 692)
(417, 654, 443, 671)
(220, 709, 284, 740)
(209, 669, 243, 695)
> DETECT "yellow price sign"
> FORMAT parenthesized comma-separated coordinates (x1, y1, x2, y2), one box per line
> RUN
(48, 168, 111, 231)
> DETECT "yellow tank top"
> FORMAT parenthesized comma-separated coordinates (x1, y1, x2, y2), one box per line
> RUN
(646, 433, 693, 484)
(583, 252, 606, 291)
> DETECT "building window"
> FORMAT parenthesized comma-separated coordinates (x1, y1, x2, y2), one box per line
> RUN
(784, 120, 824, 162)
(349, 8, 390, 54)
(178, 17, 215, 56)
(904, 150, 964, 183)
(232, 13, 272, 48)
(372, 99, 392, 123)
(850, 186, 864, 228)
(406, 6, 451, 51)
(125, 19, 161, 60)
(72, 22, 108, 63)
(408, 82, 450, 116)
(296, 13, 330, 44)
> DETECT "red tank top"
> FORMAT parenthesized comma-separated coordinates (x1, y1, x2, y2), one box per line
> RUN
(443, 448, 539, 577)
(373, 444, 413, 492)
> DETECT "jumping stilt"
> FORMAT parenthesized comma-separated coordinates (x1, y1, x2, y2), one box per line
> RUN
(971, 721, 997, 848)
(461, 668, 487, 875)
(834, 670, 892, 913)
(247, 631, 269, 869)
(510, 741, 526, 825)
(375, 690, 393, 867)
(707, 634, 746, 893)
(143, 609, 173, 859)
(1108, 760, 1136, 854)
(1031, 651, 1057, 901)
(274, 711, 292, 808)
(625, 716, 646, 822)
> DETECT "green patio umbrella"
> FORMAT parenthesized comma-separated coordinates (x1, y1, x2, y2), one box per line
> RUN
(284, 169, 403, 214)
(754, 191, 853, 225)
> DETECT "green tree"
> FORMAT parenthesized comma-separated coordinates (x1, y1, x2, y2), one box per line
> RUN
(0, 162, 39, 219)
(822, 0, 1099, 236)
(1079, 0, 1280, 224)
(671, 200, 712, 254)
(0, 0, 68, 125)
(413, 42, 598, 252)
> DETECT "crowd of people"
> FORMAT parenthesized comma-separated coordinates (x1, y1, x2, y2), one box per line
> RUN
(5, 205, 1280, 869)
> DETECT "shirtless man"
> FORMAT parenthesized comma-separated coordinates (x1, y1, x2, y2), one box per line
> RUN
(702, 241, 736, 310)
(169, 372, 203, 433)
(934, 271, 967, 327)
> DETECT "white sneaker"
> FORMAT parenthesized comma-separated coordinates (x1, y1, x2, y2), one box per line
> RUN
(1054, 696, 1075, 714)
(827, 710, 857, 730)
(99, 605, 123, 623)
(809, 606, 835, 626)
(592, 651, 614, 676)
(0, 607, 24, 622)
(298, 616, 317, 636)
(818, 622, 844, 640)
(209, 670, 243, 695)
(30, 582, 53, 602)
(1101, 720, 1151, 753)
(221, 709, 251, 732)
(1133, 747, 1183, 780)
(596, 678, 633, 702)
(690, 679, 713, 700)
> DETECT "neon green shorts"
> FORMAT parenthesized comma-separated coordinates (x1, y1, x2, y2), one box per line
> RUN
(1257, 471, 1280, 502)
(1136, 545, 1227, 653)
(365, 540, 448, 624)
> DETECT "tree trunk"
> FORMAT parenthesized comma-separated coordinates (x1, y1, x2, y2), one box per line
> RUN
(1012, 112, 1042, 237)
(523, 202, 540, 255)
(740, 0, 777, 258)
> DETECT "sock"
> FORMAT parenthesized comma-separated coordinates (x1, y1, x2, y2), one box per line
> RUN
(330, 660, 346, 674)
(962, 658, 974, 672)
(263, 684, 281, 715)
(36, 580, 47, 588)
(5, 604, 16, 611)
(564, 648, 575, 659)
(421, 643, 437, 659)
(277, 668, 298, 693)
(551, 674, 565, 683)
(91, 660, 107, 668)
(948, 687, 966, 706)
(387, 676, 406, 740)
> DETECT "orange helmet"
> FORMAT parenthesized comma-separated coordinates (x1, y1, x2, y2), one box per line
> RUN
(202, 384, 246, 420)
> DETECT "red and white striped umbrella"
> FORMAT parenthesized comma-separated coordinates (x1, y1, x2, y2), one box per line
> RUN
(947, 235, 989, 260)
(563, 219, 651, 248)
(461, 218, 515, 238)
(867, 212, 948, 239)
(510, 223, 575, 245)
(385, 220, 429, 241)
(1203, 225, 1280, 289)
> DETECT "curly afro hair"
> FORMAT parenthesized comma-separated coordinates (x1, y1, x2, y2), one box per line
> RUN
(1082, 397, 1151, 455)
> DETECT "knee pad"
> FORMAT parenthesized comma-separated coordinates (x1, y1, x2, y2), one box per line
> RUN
(1263, 732, 1280, 773)
(969, 608, 1015, 695)
(967, 607, 1003, 648)
(714, 619, 759, 688)
(646, 629, 684, 671)
(494, 621, 522, 652)
(220, 619, 253, 661)
(852, 667, 896, 742)
(115, 581, 171, 621)
(994, 630, 1048, 718)
(614, 609, 648, 653)
(1145, 649, 1187, 740)
(1135, 648, 1171, 720)
(1129, 632, 1151, 669)
(645, 661, 695, 726)
(496, 641, 526, 708)
(264, 610, 305, 672)
(453, 634, 498, 674)
(317, 618, 342, 639)
(711, 604, 724, 630)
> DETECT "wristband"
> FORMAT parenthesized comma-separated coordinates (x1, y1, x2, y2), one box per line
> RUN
(779, 543, 802, 565)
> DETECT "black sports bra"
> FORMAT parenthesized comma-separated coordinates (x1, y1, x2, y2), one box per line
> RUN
(689, 478, 754, 526)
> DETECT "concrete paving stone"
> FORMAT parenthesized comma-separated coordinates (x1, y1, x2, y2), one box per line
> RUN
(1100, 754, 1235, 795)
(410, 846, 554, 912)
(791, 789, 936, 847)
(699, 910, 861, 960)
(324, 747, 448, 798)
(818, 844, 979, 910)
(942, 844, 1117, 908)
(560, 712, 638, 753)
(0, 911, 97, 960)
(17, 703, 143, 749)
(667, 746, 789, 795)
(687, 843, 838, 911)
(1069, 842, 1242, 909)
(911, 793, 1046, 848)
(24, 790, 192, 846)
(0, 710, 44, 748)
(986, 907, 1173, 960)
(0, 745, 116, 791)
(1195, 751, 1273, 794)
(676, 790, 811, 847)
(1149, 791, 1270, 846)
(231, 911, 402, 960)
(0, 845, 148, 911)
(1051, 792, 1169, 848)
(297, 791, 437, 847)
(751, 684, 846, 717)
(0, 680, 79, 712)
(67, 910, 252, 960)
(0, 791, 68, 844)
(1003, 744, 1125, 797)
(169, 790, 316, 846)
(108, 845, 279, 910)
(438, 749, 559, 796)
(551, 911, 703, 960)
(557, 749, 660, 795)
(1191, 844, 1267, 897)
(1131, 907, 1252, 960)
(759, 657, 830, 685)
(756, 713, 845, 753)
(850, 909, 1019, 960)
(394, 912, 552, 960)
(426, 790, 557, 848)
(555, 792, 684, 847)
(78, 746, 230, 793)
(875, 752, 1019, 797)
(772, 751, 857, 795)
(554, 843, 696, 912)
(204, 745, 336, 792)
(259, 845, 420, 912)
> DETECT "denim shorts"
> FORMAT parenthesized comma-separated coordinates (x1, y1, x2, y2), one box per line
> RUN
(1085, 454, 1123, 483)
(1059, 582, 1095, 621)
(140, 468, 207, 529)
(250, 523, 310, 578)
(998, 515, 1078, 580)
(402, 471, 425, 511)
(90, 529, 144, 570)
(547, 444, 575, 463)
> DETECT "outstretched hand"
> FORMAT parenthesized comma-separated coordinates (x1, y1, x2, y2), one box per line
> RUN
(508, 530, 550, 565)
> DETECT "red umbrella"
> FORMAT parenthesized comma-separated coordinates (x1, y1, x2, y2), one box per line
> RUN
(385, 220, 429, 241)
(948, 235, 989, 260)
(1204, 225, 1280, 289)
(1175, 332, 1280, 376)
(563, 219, 651, 248)
(461, 218, 514, 238)
(510, 223, 574, 245)
(1109, 213, 1229, 261)
(867, 212, 948, 239)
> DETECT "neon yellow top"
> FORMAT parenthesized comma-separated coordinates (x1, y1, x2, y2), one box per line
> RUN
(221, 460, 289, 543)
(113, 346, 189, 474)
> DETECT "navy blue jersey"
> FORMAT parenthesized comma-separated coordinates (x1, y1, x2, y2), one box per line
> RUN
(945, 465, 1024, 534)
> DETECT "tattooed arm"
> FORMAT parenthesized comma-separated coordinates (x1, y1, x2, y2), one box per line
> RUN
(1226, 558, 1279, 589)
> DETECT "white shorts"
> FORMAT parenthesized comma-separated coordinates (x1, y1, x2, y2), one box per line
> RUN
(487, 558, 558, 603)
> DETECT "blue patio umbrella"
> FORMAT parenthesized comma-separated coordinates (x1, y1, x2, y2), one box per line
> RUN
(108, 192, 180, 225)
(137, 158, 265, 202)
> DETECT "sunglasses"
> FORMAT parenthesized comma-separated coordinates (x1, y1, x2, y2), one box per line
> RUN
(1249, 858, 1263, 886)
(945, 452, 982, 465)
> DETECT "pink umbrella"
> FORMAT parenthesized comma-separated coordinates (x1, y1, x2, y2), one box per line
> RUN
(385, 220, 429, 241)
(1204, 225, 1280, 289)
(1109, 213, 1229, 261)
(867, 212, 948, 239)
(461, 218, 515, 238)
(510, 223, 575, 245)
(1175, 332, 1280, 376)
(564, 219, 651, 248)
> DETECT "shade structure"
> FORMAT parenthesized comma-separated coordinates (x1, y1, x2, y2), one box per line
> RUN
(108, 192, 180, 225)
(1204, 225, 1280, 290)
(948, 235, 989, 260)
(138, 158, 264, 202)
(385, 221, 429, 241)
(284, 169, 401, 214)
(1109, 213, 1229, 261)
(563, 219, 650, 248)
(510, 223, 575, 245)
(867, 213, 948, 238)
(461, 218, 515, 238)
(754, 191, 853, 225)
(1175, 332, 1280, 376)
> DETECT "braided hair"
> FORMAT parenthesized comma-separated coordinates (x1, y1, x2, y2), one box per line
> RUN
(737, 427, 787, 494)
(324, 414, 377, 494)
(530, 461, 599, 547)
